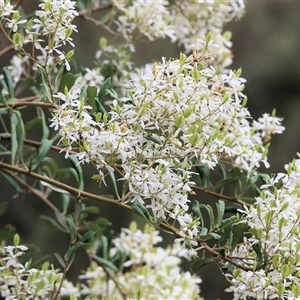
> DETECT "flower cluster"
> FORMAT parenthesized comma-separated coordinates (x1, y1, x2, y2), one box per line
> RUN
(0, 0, 78, 73)
(169, 0, 245, 68)
(111, 0, 244, 67)
(0, 225, 202, 300)
(226, 157, 300, 299)
(112, 0, 175, 45)
(78, 222, 202, 299)
(0, 243, 70, 299)
(50, 43, 284, 254)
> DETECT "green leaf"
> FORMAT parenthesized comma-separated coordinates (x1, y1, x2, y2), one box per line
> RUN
(229, 220, 248, 251)
(192, 200, 201, 217)
(40, 215, 68, 233)
(58, 72, 77, 93)
(69, 155, 84, 190)
(54, 211, 68, 231)
(217, 162, 227, 179)
(252, 242, 263, 266)
(131, 199, 153, 224)
(78, 230, 95, 243)
(98, 77, 111, 101)
(195, 164, 211, 187)
(86, 85, 98, 111)
(32, 254, 53, 268)
(215, 200, 225, 227)
(0, 171, 23, 194)
(54, 252, 65, 268)
(0, 93, 7, 107)
(80, 223, 102, 233)
(199, 227, 208, 236)
(66, 216, 77, 242)
(93, 217, 111, 228)
(12, 32, 23, 50)
(24, 117, 42, 131)
(61, 193, 71, 215)
(219, 214, 239, 231)
(191, 257, 214, 272)
(36, 107, 50, 140)
(98, 10, 114, 24)
(205, 232, 221, 241)
(213, 176, 239, 190)
(39, 83, 52, 101)
(100, 235, 108, 259)
(199, 203, 215, 230)
(0, 202, 8, 216)
(81, 206, 100, 215)
(109, 172, 120, 199)
(95, 98, 108, 115)
(40, 180, 70, 195)
(32, 139, 53, 170)
(65, 244, 80, 260)
(0, 224, 16, 244)
(10, 111, 25, 166)
(56, 167, 74, 181)
(99, 37, 107, 49)
(92, 255, 118, 272)
(2, 67, 15, 98)
(145, 133, 162, 145)
(175, 114, 185, 128)
(15, 76, 35, 97)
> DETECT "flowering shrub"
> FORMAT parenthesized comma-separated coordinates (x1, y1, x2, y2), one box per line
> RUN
(0, 0, 296, 299)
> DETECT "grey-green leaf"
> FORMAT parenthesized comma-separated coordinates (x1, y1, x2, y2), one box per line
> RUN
(229, 220, 248, 251)
(191, 258, 214, 272)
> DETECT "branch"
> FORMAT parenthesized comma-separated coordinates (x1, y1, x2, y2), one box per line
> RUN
(77, 4, 119, 37)
(77, 4, 113, 16)
(0, 161, 255, 272)
(0, 161, 134, 212)
(0, 101, 54, 108)
(0, 44, 13, 57)
(0, 135, 78, 156)
(200, 243, 253, 272)
(192, 185, 249, 207)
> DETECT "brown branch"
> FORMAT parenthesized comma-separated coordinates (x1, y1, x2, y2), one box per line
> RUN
(101, 263, 127, 300)
(77, 13, 118, 36)
(120, 190, 132, 202)
(16, 96, 40, 102)
(200, 243, 253, 272)
(0, 101, 54, 108)
(1, 168, 59, 212)
(0, 44, 13, 57)
(0, 161, 134, 212)
(77, 4, 120, 37)
(0, 161, 255, 272)
(0, 135, 78, 156)
(192, 185, 249, 207)
(77, 4, 113, 17)
(14, 0, 24, 10)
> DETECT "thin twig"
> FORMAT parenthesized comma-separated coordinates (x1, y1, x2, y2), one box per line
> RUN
(101, 263, 127, 300)
(77, 4, 113, 17)
(0, 101, 54, 108)
(192, 185, 249, 207)
(200, 243, 253, 272)
(15, 96, 40, 102)
(0, 135, 78, 156)
(0, 44, 13, 57)
(78, 13, 119, 36)
(0, 161, 132, 210)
